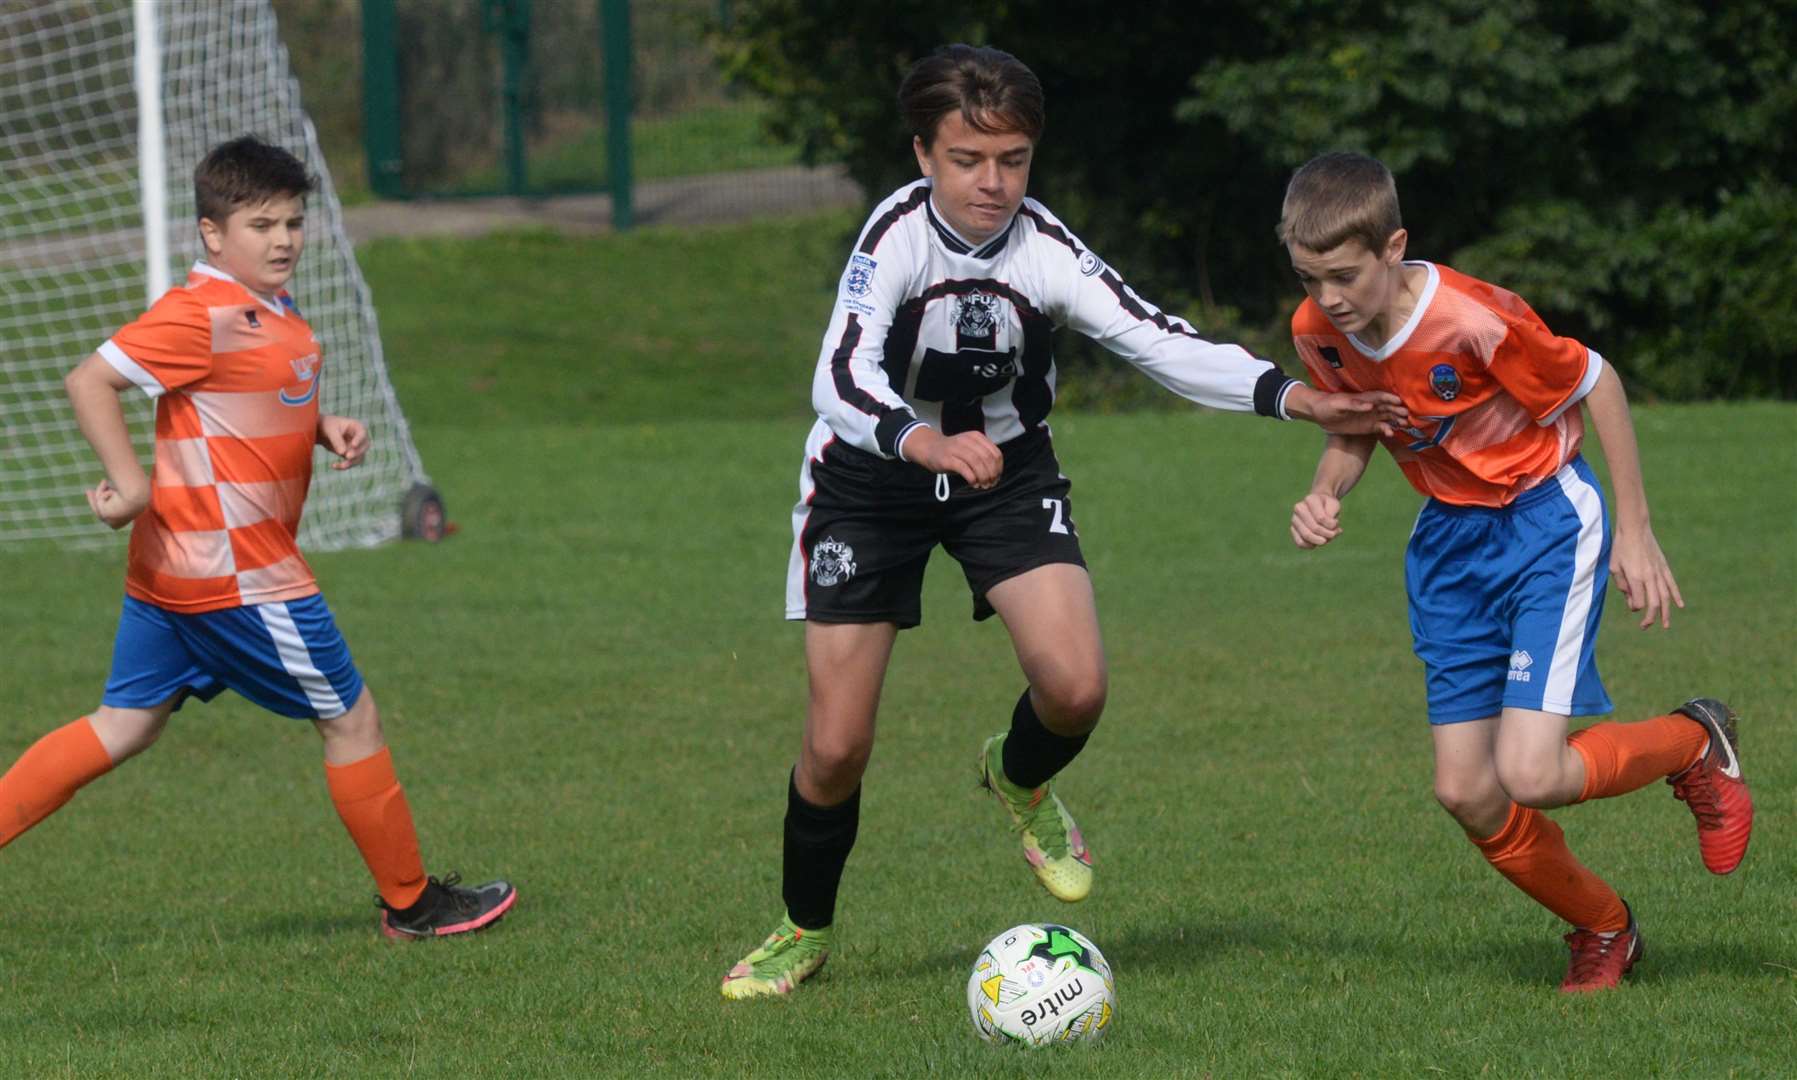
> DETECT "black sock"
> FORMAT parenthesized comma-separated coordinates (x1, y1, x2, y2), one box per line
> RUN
(781, 771, 860, 931)
(1000, 689, 1090, 790)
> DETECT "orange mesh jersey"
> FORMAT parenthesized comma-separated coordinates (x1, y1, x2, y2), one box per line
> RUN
(1292, 262, 1604, 507)
(98, 263, 323, 612)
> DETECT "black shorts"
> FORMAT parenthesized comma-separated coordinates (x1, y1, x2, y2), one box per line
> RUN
(784, 428, 1086, 627)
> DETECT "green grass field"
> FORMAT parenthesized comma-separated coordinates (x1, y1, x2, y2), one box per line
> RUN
(440, 101, 803, 199)
(2, 214, 1793, 1077)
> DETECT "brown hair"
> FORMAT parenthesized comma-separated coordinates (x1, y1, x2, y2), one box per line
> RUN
(193, 135, 315, 223)
(898, 45, 1044, 149)
(1277, 151, 1402, 254)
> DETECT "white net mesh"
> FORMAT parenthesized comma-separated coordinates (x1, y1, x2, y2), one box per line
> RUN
(0, 0, 426, 550)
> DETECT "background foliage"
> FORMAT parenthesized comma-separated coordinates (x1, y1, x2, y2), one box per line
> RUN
(714, 0, 1797, 400)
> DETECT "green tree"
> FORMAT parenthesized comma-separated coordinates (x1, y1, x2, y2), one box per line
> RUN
(718, 0, 1797, 398)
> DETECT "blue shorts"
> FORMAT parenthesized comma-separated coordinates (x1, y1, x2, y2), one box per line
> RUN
(102, 594, 365, 720)
(1405, 456, 1613, 725)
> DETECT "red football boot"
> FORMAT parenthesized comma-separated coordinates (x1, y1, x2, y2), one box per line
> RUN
(1560, 903, 1644, 993)
(1666, 698, 1753, 875)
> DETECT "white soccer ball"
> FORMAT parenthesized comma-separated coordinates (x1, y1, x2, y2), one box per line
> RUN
(967, 923, 1115, 1047)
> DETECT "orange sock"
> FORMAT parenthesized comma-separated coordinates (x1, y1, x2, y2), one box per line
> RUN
(1471, 802, 1628, 932)
(325, 747, 427, 910)
(0, 717, 116, 849)
(1568, 714, 1707, 803)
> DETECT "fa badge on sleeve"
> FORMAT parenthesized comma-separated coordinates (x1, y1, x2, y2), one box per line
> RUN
(845, 254, 877, 299)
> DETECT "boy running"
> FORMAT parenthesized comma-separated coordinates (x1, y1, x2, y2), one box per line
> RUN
(0, 136, 514, 940)
(721, 48, 1406, 999)
(1280, 151, 1751, 992)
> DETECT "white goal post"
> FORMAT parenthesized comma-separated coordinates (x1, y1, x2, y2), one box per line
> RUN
(0, 0, 433, 550)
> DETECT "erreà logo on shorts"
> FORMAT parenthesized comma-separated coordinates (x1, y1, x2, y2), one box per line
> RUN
(1508, 649, 1533, 683)
(1019, 977, 1086, 1027)
(810, 536, 857, 587)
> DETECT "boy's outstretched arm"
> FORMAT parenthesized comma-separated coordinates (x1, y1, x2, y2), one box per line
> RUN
(317, 415, 370, 470)
(1583, 364, 1683, 628)
(1282, 383, 1409, 436)
(1292, 434, 1377, 549)
(64, 353, 148, 529)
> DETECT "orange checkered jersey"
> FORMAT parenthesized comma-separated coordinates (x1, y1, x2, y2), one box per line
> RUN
(1292, 262, 1604, 508)
(98, 263, 324, 613)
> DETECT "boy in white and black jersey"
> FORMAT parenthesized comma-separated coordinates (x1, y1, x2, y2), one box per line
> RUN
(722, 44, 1409, 1000)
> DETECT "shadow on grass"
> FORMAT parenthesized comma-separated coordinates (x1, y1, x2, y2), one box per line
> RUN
(890, 918, 1295, 981)
(1308, 922, 1789, 990)
(235, 908, 376, 941)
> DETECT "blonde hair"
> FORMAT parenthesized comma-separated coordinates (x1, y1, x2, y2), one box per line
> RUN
(1277, 151, 1402, 254)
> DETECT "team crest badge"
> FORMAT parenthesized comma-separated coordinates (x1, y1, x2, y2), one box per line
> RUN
(1429, 363, 1461, 401)
(810, 536, 857, 587)
(845, 253, 877, 299)
(1319, 345, 1343, 369)
(244, 309, 261, 329)
(280, 353, 320, 407)
(954, 290, 1002, 337)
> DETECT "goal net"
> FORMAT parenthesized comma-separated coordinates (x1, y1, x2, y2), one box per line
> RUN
(0, 0, 429, 550)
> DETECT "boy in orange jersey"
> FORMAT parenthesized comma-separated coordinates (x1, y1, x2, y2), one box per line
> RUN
(0, 136, 514, 939)
(1279, 152, 1751, 992)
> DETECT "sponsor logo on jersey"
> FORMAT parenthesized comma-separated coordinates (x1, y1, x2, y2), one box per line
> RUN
(1319, 345, 1343, 369)
(244, 309, 261, 329)
(954, 290, 1002, 337)
(1508, 649, 1533, 683)
(810, 536, 857, 587)
(1430, 362, 1462, 401)
(280, 353, 320, 406)
(1077, 251, 1103, 277)
(845, 253, 877, 298)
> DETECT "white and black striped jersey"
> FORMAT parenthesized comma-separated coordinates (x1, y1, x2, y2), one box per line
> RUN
(810, 179, 1300, 459)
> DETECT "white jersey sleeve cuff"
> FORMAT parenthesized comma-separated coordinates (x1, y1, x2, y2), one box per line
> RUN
(893, 420, 929, 462)
(99, 339, 166, 398)
(1540, 347, 1604, 426)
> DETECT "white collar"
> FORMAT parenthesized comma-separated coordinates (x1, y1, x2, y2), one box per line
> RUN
(1347, 261, 1438, 361)
(191, 261, 288, 317)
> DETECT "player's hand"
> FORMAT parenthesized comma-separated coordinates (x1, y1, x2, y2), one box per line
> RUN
(87, 475, 149, 530)
(1612, 524, 1684, 629)
(1286, 385, 1409, 437)
(317, 414, 369, 470)
(1291, 492, 1343, 549)
(901, 427, 1003, 489)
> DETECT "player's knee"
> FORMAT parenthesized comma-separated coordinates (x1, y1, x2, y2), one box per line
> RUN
(1035, 670, 1107, 735)
(90, 705, 169, 761)
(1492, 758, 1565, 809)
(315, 688, 383, 754)
(802, 710, 874, 787)
(1433, 776, 1500, 827)
(802, 734, 872, 790)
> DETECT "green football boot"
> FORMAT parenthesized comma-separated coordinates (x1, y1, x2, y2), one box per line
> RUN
(978, 733, 1093, 902)
(720, 916, 832, 1000)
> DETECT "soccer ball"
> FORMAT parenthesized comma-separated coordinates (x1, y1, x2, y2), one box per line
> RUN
(967, 923, 1115, 1046)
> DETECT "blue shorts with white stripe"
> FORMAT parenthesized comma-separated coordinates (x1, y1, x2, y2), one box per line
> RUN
(1405, 455, 1614, 725)
(102, 593, 364, 720)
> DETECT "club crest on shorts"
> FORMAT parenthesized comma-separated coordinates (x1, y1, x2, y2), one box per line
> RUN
(810, 536, 857, 587)
(845, 253, 877, 299)
(954, 290, 1002, 337)
(1430, 363, 1462, 401)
